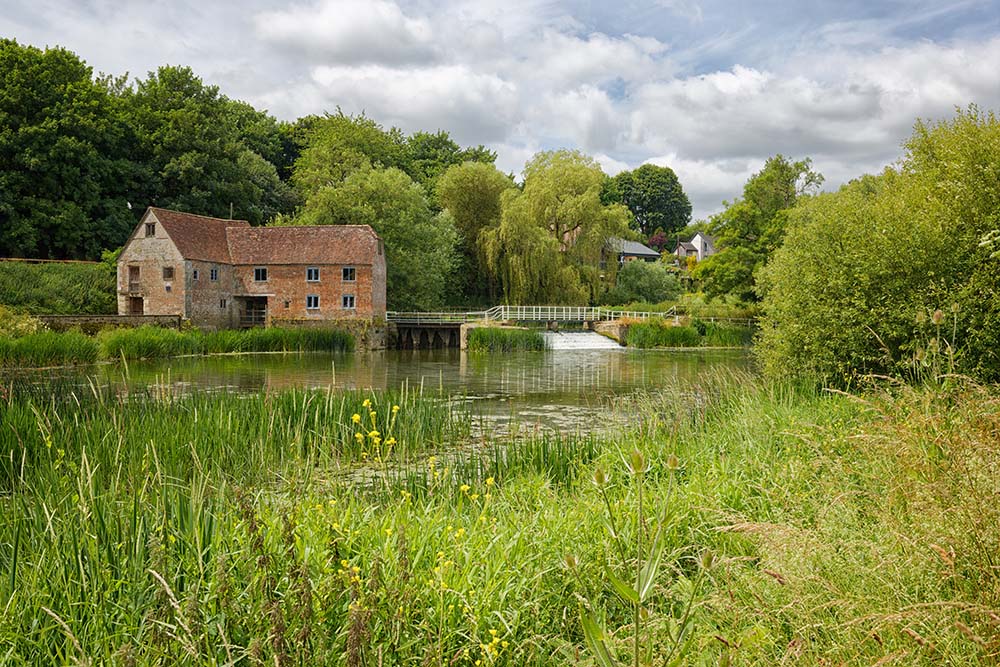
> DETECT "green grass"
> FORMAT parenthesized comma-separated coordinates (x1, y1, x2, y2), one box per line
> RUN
(0, 260, 116, 315)
(466, 326, 547, 352)
(1, 374, 997, 665)
(0, 326, 355, 367)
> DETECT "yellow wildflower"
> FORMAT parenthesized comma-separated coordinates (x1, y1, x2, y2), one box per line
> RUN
(362, 398, 371, 409)
(392, 404, 400, 413)
(460, 484, 471, 493)
(485, 477, 495, 486)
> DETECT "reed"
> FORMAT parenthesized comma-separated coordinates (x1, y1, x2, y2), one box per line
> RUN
(0, 330, 99, 367)
(466, 326, 546, 352)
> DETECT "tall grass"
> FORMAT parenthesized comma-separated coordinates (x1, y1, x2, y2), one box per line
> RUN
(1, 374, 998, 665)
(0, 326, 355, 367)
(0, 330, 99, 367)
(466, 326, 547, 352)
(625, 318, 753, 348)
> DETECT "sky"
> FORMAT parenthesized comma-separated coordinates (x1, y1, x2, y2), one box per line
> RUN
(4, 0, 1000, 219)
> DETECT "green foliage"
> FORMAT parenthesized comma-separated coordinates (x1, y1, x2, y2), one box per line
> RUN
(758, 107, 1000, 383)
(406, 130, 496, 195)
(0, 260, 116, 314)
(437, 162, 516, 303)
(481, 150, 631, 304)
(292, 166, 459, 310)
(609, 261, 681, 305)
(699, 155, 822, 301)
(608, 164, 692, 236)
(466, 326, 546, 352)
(0, 39, 136, 258)
(124, 65, 299, 225)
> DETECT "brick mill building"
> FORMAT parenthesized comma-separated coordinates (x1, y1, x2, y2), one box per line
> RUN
(117, 207, 386, 329)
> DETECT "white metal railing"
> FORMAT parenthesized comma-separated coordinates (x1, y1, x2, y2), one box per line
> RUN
(386, 305, 680, 325)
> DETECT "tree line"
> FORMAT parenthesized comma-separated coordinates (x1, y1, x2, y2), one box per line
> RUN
(0, 39, 693, 310)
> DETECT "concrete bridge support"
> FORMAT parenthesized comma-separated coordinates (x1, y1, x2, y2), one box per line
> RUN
(393, 323, 461, 349)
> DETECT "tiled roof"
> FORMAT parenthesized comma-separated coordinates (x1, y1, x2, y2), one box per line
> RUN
(147, 207, 381, 266)
(676, 242, 697, 251)
(609, 237, 661, 258)
(227, 225, 381, 265)
(148, 207, 249, 263)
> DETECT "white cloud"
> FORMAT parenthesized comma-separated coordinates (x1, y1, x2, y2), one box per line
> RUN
(254, 0, 437, 65)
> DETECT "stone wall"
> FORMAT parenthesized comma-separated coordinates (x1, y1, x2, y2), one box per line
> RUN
(39, 314, 181, 334)
(116, 223, 186, 317)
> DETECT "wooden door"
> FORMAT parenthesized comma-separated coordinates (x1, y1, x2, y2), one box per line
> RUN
(128, 297, 143, 315)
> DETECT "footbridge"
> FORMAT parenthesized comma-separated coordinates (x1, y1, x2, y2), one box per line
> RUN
(386, 305, 674, 349)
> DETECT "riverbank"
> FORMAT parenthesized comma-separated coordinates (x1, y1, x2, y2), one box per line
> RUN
(0, 325, 354, 368)
(1, 373, 995, 665)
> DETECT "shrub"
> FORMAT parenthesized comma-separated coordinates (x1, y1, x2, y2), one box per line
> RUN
(609, 260, 680, 304)
(758, 107, 1000, 384)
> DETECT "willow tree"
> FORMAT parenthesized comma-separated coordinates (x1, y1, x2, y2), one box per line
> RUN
(481, 150, 631, 304)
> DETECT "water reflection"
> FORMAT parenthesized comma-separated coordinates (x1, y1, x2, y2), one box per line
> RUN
(9, 348, 750, 433)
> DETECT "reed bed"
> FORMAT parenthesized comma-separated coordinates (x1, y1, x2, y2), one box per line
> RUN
(1, 374, 997, 665)
(625, 318, 753, 348)
(466, 326, 547, 352)
(0, 325, 354, 367)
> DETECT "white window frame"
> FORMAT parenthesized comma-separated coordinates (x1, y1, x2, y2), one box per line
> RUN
(306, 267, 320, 282)
(253, 267, 268, 282)
(210, 267, 219, 281)
(306, 294, 320, 310)
(342, 266, 356, 282)
(341, 294, 355, 309)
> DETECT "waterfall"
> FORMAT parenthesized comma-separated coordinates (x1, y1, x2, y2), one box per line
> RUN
(543, 331, 623, 350)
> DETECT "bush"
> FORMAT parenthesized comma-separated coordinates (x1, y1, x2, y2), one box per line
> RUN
(466, 326, 546, 352)
(0, 305, 46, 337)
(757, 107, 1000, 384)
(607, 260, 680, 304)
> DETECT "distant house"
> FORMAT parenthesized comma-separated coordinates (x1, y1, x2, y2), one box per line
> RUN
(117, 207, 386, 329)
(608, 237, 662, 265)
(674, 231, 716, 263)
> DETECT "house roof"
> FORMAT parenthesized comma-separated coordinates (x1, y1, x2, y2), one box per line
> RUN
(147, 207, 250, 263)
(676, 242, 697, 251)
(143, 207, 381, 266)
(227, 225, 381, 265)
(609, 237, 661, 258)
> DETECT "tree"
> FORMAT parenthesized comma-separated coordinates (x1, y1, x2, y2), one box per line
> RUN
(609, 164, 692, 237)
(404, 131, 496, 197)
(436, 162, 515, 303)
(610, 260, 681, 304)
(757, 107, 1000, 384)
(695, 155, 822, 301)
(480, 150, 631, 304)
(123, 65, 296, 225)
(291, 167, 458, 310)
(0, 39, 135, 259)
(292, 111, 407, 197)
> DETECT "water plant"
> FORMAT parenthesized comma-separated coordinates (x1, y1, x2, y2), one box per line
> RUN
(466, 326, 546, 352)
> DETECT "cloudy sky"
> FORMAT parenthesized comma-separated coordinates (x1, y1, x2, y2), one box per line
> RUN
(5, 0, 1000, 218)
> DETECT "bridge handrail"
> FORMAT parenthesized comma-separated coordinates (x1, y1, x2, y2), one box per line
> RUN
(387, 305, 684, 324)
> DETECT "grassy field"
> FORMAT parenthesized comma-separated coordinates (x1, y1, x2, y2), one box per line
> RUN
(1, 372, 997, 665)
(0, 260, 116, 315)
(0, 326, 354, 367)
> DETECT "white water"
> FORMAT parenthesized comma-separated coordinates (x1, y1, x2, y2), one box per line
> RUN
(543, 331, 623, 350)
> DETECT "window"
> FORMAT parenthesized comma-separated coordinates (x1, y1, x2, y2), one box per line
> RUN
(210, 267, 218, 281)
(307, 267, 320, 282)
(165, 285, 172, 293)
(219, 298, 227, 309)
(306, 294, 320, 310)
(193, 269, 199, 280)
(342, 294, 355, 309)
(342, 266, 356, 282)
(254, 267, 268, 282)
(163, 266, 174, 280)
(145, 223, 155, 237)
